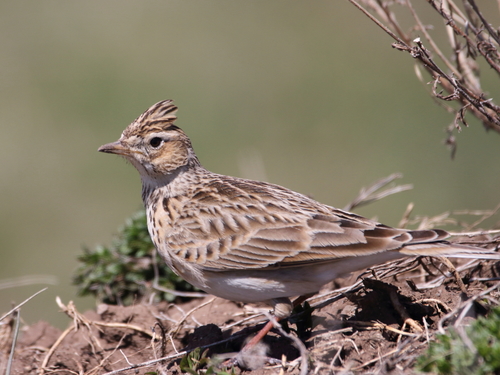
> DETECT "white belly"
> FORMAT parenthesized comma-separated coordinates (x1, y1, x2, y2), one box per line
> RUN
(200, 251, 404, 303)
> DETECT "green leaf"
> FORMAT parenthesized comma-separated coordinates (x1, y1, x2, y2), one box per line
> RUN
(418, 306, 500, 375)
(73, 209, 200, 305)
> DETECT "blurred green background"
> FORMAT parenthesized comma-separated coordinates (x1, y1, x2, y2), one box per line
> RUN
(1, 1, 499, 328)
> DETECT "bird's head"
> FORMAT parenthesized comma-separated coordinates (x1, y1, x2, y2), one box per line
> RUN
(98, 100, 199, 181)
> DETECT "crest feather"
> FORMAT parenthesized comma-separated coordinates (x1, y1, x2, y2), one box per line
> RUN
(139, 100, 178, 124)
(124, 100, 179, 136)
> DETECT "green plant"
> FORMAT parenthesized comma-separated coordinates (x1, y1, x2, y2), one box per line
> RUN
(73, 210, 199, 305)
(180, 348, 235, 375)
(417, 306, 500, 375)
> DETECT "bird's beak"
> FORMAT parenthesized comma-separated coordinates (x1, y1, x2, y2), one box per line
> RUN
(98, 141, 130, 156)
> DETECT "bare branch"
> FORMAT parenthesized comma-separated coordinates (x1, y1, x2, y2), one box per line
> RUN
(349, 0, 500, 154)
(344, 173, 413, 211)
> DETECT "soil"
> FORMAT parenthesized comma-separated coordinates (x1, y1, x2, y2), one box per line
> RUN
(2, 256, 500, 375)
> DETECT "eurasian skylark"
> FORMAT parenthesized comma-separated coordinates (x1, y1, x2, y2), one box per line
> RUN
(99, 100, 499, 346)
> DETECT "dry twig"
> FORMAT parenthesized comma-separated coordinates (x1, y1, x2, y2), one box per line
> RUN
(348, 0, 500, 156)
(344, 173, 412, 211)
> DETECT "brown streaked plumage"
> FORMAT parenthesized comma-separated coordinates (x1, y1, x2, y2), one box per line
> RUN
(99, 99, 500, 330)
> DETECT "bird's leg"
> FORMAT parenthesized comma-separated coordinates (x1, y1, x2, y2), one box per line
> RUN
(220, 298, 292, 369)
(224, 296, 313, 369)
(240, 297, 293, 351)
(239, 320, 276, 350)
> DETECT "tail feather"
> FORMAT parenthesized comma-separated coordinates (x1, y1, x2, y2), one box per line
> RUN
(406, 229, 449, 243)
(400, 243, 500, 260)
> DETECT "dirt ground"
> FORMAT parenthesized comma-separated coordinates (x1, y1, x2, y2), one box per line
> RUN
(2, 256, 500, 375)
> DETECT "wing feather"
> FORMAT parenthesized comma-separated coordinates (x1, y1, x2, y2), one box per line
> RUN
(160, 175, 453, 271)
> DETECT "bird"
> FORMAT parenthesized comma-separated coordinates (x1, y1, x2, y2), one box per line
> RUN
(99, 100, 499, 362)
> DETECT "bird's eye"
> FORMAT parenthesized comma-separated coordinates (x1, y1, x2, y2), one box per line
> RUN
(149, 137, 163, 148)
